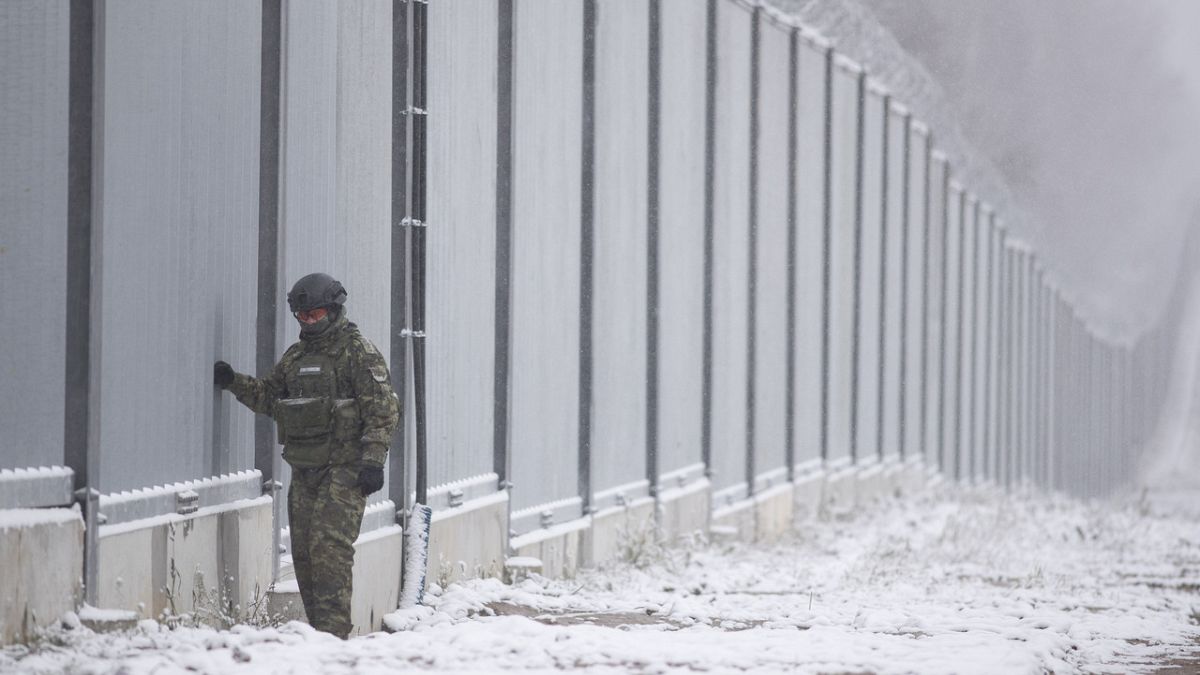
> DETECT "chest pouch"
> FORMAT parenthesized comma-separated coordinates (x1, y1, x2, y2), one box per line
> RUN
(277, 355, 340, 469)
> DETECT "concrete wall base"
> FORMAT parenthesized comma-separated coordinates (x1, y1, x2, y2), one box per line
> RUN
(657, 479, 710, 545)
(855, 463, 888, 506)
(753, 484, 794, 542)
(349, 525, 403, 636)
(428, 491, 508, 586)
(510, 518, 588, 579)
(822, 467, 858, 513)
(793, 470, 824, 523)
(96, 496, 273, 622)
(584, 498, 656, 568)
(0, 508, 84, 646)
(711, 497, 756, 542)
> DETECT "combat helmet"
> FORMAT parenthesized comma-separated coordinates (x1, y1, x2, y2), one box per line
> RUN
(287, 273, 348, 313)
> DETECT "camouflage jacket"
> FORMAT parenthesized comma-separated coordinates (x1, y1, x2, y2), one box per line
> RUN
(228, 314, 400, 468)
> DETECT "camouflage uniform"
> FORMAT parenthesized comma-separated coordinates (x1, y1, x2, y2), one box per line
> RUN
(227, 313, 400, 638)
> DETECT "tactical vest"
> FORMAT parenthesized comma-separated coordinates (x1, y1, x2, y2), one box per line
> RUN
(274, 348, 361, 469)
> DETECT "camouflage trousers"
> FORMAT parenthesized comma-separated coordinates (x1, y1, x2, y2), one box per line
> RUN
(288, 464, 366, 639)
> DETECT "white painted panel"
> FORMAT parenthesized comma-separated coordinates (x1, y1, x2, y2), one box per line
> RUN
(710, 0, 752, 495)
(96, 1, 261, 492)
(753, 18, 790, 482)
(792, 40, 826, 468)
(592, 0, 649, 498)
(427, 0, 498, 489)
(826, 65, 858, 467)
(880, 109, 906, 459)
(939, 185, 963, 480)
(0, 0, 68, 470)
(509, 0, 583, 514)
(657, 0, 706, 478)
(854, 89, 884, 463)
(902, 126, 927, 459)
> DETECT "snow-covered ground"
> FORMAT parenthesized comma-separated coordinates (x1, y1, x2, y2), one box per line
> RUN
(4, 480, 1198, 675)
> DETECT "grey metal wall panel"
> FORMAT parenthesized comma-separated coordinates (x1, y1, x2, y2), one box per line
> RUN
(940, 185, 963, 479)
(792, 39, 826, 470)
(880, 108, 906, 459)
(591, 0, 649, 498)
(426, 0, 498, 489)
(854, 88, 885, 463)
(0, 0, 68, 471)
(752, 18, 790, 485)
(902, 126, 927, 459)
(508, 0, 583, 516)
(710, 0, 752, 498)
(657, 0, 707, 479)
(95, 1, 261, 492)
(826, 64, 858, 468)
(277, 0, 393, 515)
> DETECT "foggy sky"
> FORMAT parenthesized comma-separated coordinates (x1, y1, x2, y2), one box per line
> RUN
(856, 0, 1200, 339)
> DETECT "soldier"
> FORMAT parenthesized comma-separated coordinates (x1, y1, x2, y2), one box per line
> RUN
(213, 272, 400, 639)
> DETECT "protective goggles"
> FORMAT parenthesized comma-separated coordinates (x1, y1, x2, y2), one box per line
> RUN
(293, 307, 330, 325)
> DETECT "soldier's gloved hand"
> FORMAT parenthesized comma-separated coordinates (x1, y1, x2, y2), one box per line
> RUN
(356, 465, 385, 497)
(214, 361, 236, 389)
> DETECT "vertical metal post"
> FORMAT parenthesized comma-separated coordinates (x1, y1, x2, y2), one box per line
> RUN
(494, 0, 514, 496)
(896, 112, 912, 461)
(411, 0, 428, 506)
(258, 0, 283, 579)
(578, 0, 596, 514)
(782, 26, 799, 482)
(848, 70, 865, 465)
(951, 191, 965, 482)
(701, 0, 717, 476)
(390, 0, 411, 517)
(745, 6, 760, 493)
(873, 95, 889, 464)
(917, 133, 933, 460)
(964, 199, 980, 483)
(646, 0, 662, 496)
(66, 0, 98, 606)
(935, 163, 950, 475)
(819, 45, 833, 463)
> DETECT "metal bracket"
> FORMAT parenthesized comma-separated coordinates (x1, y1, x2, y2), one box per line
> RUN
(399, 107, 428, 117)
(175, 489, 199, 516)
(400, 328, 426, 339)
(399, 217, 427, 228)
(539, 510, 554, 528)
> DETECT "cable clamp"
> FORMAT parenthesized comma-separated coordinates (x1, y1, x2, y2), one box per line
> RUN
(401, 328, 426, 339)
(400, 106, 428, 117)
(400, 217, 427, 228)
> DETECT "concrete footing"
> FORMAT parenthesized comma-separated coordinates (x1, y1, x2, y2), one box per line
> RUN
(428, 492, 508, 585)
(0, 508, 84, 644)
(3, 458, 946, 645)
(96, 496, 273, 622)
(657, 479, 710, 545)
(584, 498, 656, 568)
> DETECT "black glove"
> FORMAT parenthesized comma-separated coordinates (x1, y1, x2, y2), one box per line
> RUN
(356, 465, 385, 497)
(214, 361, 236, 389)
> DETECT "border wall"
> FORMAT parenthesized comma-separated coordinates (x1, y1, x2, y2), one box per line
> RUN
(2, 0, 1195, 642)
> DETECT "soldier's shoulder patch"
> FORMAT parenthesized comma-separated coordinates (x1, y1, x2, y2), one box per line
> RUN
(369, 364, 389, 383)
